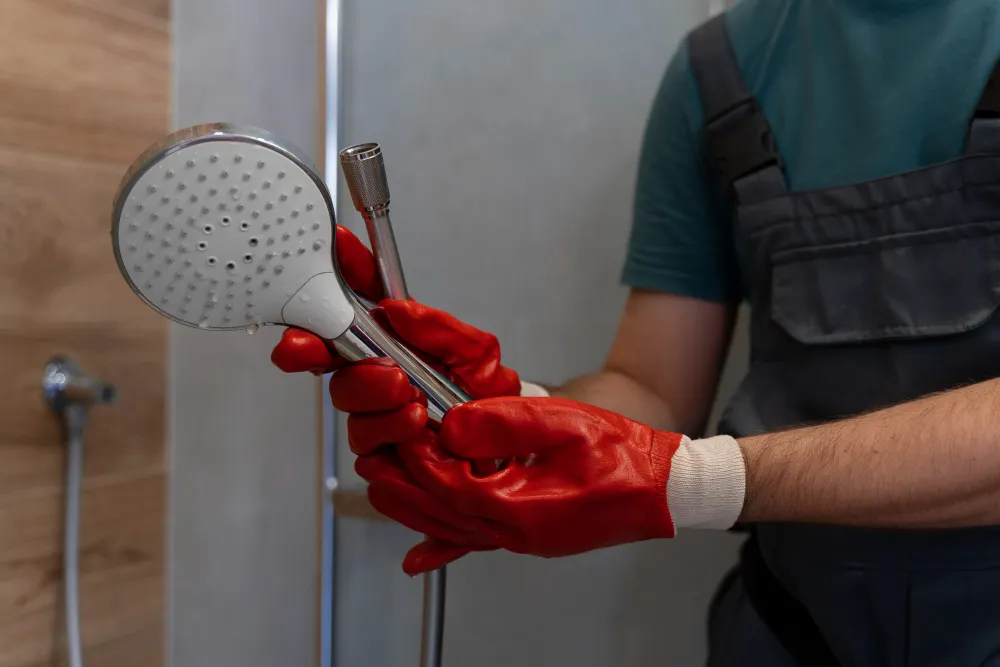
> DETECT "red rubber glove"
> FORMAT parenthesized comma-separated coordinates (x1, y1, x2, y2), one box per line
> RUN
(269, 225, 522, 571)
(355, 396, 684, 574)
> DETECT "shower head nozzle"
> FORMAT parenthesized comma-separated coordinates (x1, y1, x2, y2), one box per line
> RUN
(111, 123, 353, 339)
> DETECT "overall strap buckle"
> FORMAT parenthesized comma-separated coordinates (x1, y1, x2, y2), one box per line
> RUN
(705, 96, 786, 187)
(687, 14, 788, 205)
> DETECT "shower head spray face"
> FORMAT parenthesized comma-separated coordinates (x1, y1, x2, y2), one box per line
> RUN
(112, 123, 353, 339)
(111, 123, 469, 421)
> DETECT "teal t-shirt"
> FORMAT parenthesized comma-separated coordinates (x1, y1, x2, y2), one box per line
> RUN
(622, 0, 1000, 303)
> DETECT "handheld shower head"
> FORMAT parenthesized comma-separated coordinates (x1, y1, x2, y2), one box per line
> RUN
(111, 123, 469, 421)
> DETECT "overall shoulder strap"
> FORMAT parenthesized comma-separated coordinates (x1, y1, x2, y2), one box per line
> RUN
(967, 58, 1000, 154)
(687, 15, 787, 205)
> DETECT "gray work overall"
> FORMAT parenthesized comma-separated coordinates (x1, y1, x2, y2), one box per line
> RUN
(688, 16, 1000, 667)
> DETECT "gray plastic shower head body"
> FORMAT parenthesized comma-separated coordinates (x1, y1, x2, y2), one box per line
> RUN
(111, 123, 469, 421)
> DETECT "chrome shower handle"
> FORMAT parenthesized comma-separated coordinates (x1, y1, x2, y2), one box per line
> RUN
(333, 300, 471, 423)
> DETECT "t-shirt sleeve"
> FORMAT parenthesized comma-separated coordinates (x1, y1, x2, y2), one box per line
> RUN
(620, 40, 743, 304)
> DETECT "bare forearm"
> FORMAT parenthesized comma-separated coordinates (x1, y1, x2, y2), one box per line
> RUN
(739, 378, 1000, 528)
(546, 371, 682, 432)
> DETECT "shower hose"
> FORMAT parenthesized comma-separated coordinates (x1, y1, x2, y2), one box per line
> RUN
(63, 404, 86, 667)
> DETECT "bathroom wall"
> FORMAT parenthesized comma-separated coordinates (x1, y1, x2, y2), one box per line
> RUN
(171, 1, 323, 666)
(0, 1, 171, 665)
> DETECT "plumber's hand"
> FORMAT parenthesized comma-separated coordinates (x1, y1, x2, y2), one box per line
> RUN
(357, 396, 685, 575)
(270, 224, 521, 454)
(270, 224, 521, 573)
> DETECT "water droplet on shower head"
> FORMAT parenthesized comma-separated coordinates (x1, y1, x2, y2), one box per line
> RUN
(246, 324, 260, 335)
(198, 319, 209, 329)
(299, 293, 311, 303)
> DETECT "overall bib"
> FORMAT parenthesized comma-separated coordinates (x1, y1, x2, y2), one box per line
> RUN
(689, 16, 1000, 667)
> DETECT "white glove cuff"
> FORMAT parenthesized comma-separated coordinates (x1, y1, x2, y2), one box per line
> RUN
(519, 380, 551, 397)
(667, 435, 746, 530)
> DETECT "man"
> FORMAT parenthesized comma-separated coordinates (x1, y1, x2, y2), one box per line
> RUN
(274, 0, 1000, 665)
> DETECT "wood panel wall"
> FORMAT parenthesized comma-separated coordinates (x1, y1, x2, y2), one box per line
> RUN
(0, 1, 170, 665)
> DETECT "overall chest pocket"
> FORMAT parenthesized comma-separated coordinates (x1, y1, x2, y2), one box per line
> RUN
(768, 225, 1000, 345)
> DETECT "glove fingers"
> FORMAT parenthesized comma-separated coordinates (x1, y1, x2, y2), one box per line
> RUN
(355, 449, 491, 536)
(346, 404, 427, 455)
(376, 301, 521, 398)
(366, 484, 486, 546)
(395, 435, 500, 519)
(271, 328, 344, 374)
(329, 358, 420, 413)
(402, 539, 498, 576)
(335, 225, 384, 302)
